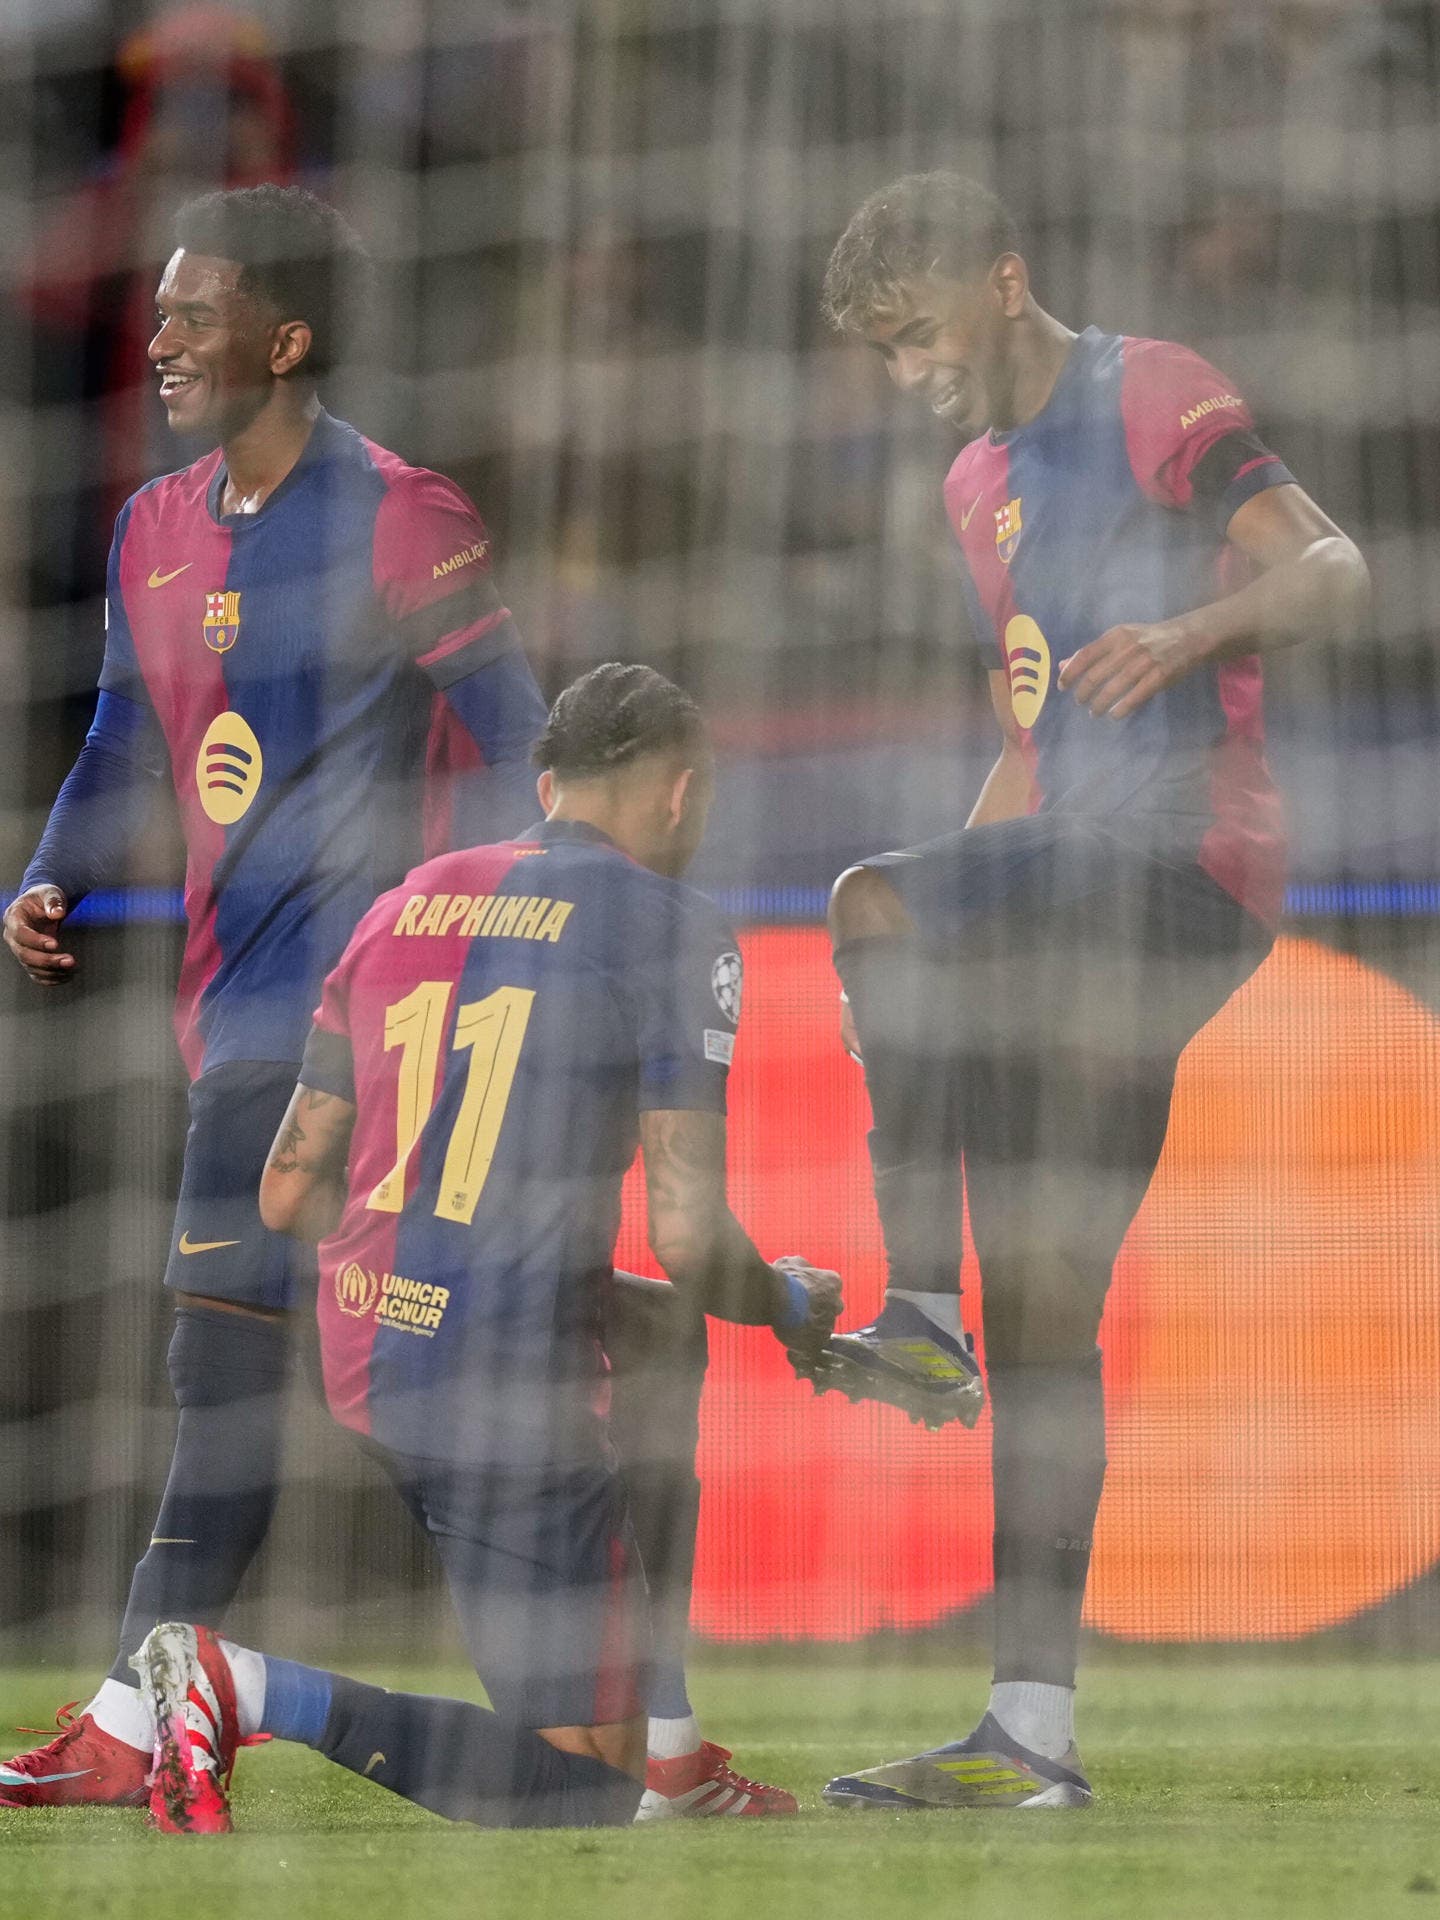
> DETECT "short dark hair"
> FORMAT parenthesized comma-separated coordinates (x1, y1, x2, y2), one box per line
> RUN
(821, 171, 1020, 336)
(534, 663, 707, 779)
(173, 184, 372, 379)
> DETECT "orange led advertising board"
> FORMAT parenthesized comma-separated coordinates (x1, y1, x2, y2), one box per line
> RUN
(616, 930, 1440, 1642)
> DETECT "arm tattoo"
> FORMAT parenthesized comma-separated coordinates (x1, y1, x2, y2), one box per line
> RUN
(640, 1109, 782, 1325)
(269, 1109, 307, 1174)
(641, 1109, 724, 1229)
(267, 1087, 353, 1180)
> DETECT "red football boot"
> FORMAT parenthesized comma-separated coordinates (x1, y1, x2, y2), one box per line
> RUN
(634, 1741, 799, 1820)
(0, 1704, 149, 1808)
(131, 1624, 239, 1835)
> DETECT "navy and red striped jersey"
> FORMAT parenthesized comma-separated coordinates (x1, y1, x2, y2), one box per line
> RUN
(299, 820, 741, 1467)
(947, 329, 1294, 923)
(98, 409, 526, 1074)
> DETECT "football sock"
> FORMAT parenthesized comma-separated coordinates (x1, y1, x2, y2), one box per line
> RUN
(834, 939, 962, 1304)
(314, 1675, 643, 1828)
(105, 1305, 291, 1686)
(604, 1272, 707, 1735)
(988, 1352, 1106, 1690)
(252, 1651, 332, 1745)
(86, 1676, 153, 1752)
(988, 1680, 1076, 1762)
(886, 1289, 963, 1341)
(647, 1713, 702, 1760)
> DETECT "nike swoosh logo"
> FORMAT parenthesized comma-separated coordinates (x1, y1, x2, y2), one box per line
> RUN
(0, 1765, 94, 1785)
(177, 1233, 241, 1255)
(147, 563, 193, 588)
(362, 1752, 386, 1777)
(959, 495, 982, 530)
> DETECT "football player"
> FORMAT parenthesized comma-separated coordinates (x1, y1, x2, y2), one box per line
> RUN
(130, 664, 840, 1833)
(807, 171, 1368, 1808)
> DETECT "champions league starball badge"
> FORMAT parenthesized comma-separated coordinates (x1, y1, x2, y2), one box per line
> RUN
(711, 950, 743, 1025)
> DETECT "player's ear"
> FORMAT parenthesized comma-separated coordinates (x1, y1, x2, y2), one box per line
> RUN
(270, 319, 313, 378)
(991, 252, 1028, 319)
(667, 765, 696, 830)
(537, 768, 557, 813)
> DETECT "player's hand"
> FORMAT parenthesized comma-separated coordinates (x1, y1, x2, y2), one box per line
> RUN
(1058, 620, 1204, 719)
(3, 885, 76, 987)
(839, 990, 862, 1063)
(771, 1254, 843, 1363)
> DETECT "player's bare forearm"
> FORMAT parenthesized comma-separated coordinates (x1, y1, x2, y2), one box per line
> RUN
(966, 740, 1036, 826)
(640, 1108, 791, 1327)
(1060, 485, 1369, 719)
(259, 1083, 355, 1242)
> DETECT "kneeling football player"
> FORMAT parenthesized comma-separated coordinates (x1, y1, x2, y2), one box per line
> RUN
(134, 663, 840, 1832)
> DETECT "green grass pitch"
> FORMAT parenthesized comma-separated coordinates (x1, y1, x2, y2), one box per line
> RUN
(0, 1654, 1436, 1920)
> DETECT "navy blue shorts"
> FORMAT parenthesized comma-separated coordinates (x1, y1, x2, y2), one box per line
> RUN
(867, 811, 1272, 1058)
(376, 1448, 652, 1731)
(163, 1060, 316, 1312)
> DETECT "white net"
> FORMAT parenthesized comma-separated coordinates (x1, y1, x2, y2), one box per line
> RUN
(1, 0, 1438, 1679)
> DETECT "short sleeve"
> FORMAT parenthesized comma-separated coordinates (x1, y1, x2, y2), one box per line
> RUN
(299, 1023, 356, 1104)
(632, 900, 741, 1115)
(1119, 339, 1295, 526)
(302, 939, 358, 1100)
(371, 469, 520, 687)
(96, 505, 152, 710)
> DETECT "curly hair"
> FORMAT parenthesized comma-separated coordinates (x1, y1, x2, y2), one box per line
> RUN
(534, 663, 707, 779)
(821, 171, 1020, 337)
(173, 184, 372, 378)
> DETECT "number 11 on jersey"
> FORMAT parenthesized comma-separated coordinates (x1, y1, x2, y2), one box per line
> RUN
(367, 981, 536, 1226)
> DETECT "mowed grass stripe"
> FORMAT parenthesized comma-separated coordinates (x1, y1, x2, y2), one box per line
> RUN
(0, 1657, 1435, 1920)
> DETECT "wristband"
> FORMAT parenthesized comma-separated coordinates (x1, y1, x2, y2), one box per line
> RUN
(776, 1270, 811, 1332)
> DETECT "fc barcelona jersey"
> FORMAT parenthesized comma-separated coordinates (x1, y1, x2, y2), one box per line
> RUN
(300, 820, 741, 1467)
(98, 410, 522, 1075)
(946, 329, 1296, 923)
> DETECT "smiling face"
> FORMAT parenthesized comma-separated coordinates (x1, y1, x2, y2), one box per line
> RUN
(863, 267, 1017, 439)
(148, 249, 299, 441)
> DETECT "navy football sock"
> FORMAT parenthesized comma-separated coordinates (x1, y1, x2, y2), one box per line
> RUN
(314, 1676, 642, 1828)
(605, 1273, 706, 1723)
(988, 1353, 1107, 1688)
(108, 1306, 291, 1684)
(834, 937, 963, 1302)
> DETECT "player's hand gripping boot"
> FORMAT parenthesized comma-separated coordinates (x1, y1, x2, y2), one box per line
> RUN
(797, 1297, 984, 1430)
(823, 1712, 1091, 1810)
(0, 1703, 149, 1807)
(771, 1254, 843, 1376)
(131, 1623, 239, 1834)
(635, 1741, 799, 1820)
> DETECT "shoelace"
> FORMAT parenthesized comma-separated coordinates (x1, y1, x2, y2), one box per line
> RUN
(16, 1701, 270, 1754)
(702, 1743, 779, 1796)
(14, 1701, 82, 1741)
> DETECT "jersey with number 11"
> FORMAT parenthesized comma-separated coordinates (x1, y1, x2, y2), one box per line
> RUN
(299, 818, 740, 1468)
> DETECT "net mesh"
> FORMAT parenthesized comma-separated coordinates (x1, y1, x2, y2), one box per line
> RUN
(1, 0, 1437, 1667)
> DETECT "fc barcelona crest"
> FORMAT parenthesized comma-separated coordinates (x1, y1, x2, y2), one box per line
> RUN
(994, 497, 1023, 566)
(203, 589, 241, 653)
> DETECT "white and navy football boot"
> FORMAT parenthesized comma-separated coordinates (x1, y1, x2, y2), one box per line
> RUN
(822, 1713, 1091, 1811)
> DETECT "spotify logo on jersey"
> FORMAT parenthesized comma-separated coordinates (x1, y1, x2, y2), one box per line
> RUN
(1004, 614, 1052, 729)
(195, 711, 263, 825)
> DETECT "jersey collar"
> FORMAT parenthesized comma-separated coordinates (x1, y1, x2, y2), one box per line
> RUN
(986, 325, 1104, 448)
(527, 819, 620, 851)
(206, 407, 343, 526)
